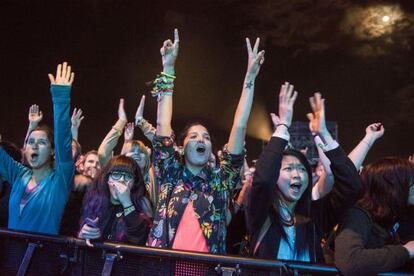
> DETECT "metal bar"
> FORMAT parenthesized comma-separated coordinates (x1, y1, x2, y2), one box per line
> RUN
(101, 253, 117, 276)
(17, 242, 39, 276)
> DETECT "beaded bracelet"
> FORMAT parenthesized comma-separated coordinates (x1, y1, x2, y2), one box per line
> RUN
(150, 72, 175, 101)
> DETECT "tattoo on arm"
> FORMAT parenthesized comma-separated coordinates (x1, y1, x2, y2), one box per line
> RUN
(245, 81, 253, 89)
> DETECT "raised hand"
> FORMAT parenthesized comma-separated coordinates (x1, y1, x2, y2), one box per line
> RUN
(71, 108, 84, 129)
(118, 98, 127, 122)
(275, 82, 298, 128)
(365, 123, 384, 141)
(307, 92, 328, 135)
(135, 95, 146, 125)
(48, 62, 75, 86)
(124, 122, 135, 142)
(245, 38, 265, 79)
(28, 104, 43, 127)
(161, 28, 179, 71)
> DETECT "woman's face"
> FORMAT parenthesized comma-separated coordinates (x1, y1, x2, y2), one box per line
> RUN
(24, 130, 53, 170)
(108, 170, 135, 202)
(183, 125, 212, 168)
(277, 155, 309, 203)
(125, 145, 148, 171)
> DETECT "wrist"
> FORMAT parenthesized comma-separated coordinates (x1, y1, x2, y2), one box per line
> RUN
(163, 66, 175, 75)
(121, 199, 133, 208)
(362, 135, 375, 146)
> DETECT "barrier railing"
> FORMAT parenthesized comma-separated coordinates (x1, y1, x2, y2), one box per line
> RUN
(0, 228, 412, 275)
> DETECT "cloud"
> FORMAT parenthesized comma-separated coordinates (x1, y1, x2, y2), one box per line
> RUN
(227, 0, 414, 57)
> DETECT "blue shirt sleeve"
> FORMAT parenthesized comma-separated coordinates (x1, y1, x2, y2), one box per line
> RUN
(50, 84, 75, 193)
(0, 147, 27, 185)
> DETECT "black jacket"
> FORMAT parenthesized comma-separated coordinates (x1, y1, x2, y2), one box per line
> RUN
(246, 137, 361, 262)
(335, 206, 410, 275)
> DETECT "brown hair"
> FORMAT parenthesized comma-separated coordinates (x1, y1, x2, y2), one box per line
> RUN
(357, 157, 414, 228)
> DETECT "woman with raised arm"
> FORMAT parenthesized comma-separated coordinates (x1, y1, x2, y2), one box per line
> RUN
(98, 97, 157, 209)
(78, 155, 152, 246)
(0, 62, 74, 234)
(246, 88, 360, 262)
(147, 29, 264, 253)
(311, 122, 384, 200)
(334, 159, 414, 275)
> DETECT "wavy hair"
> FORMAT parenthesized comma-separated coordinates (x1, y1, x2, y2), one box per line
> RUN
(357, 157, 414, 228)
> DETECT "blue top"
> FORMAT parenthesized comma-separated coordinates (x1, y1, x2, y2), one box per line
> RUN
(0, 85, 74, 235)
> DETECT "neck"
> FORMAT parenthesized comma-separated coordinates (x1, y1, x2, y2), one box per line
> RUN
(185, 163, 205, 176)
(279, 197, 296, 214)
(32, 166, 52, 182)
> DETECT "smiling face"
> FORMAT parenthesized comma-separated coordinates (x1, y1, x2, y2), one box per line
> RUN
(183, 124, 213, 169)
(124, 143, 148, 172)
(277, 155, 309, 204)
(83, 152, 101, 178)
(24, 130, 53, 170)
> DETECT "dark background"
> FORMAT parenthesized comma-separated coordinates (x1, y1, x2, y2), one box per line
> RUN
(1, 0, 414, 163)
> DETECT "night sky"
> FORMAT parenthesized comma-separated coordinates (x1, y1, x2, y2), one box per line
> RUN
(1, 0, 414, 163)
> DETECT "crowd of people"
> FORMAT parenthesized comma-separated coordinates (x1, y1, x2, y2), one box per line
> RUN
(0, 29, 413, 275)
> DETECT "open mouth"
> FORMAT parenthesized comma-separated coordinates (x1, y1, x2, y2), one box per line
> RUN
(31, 153, 39, 162)
(290, 183, 302, 193)
(196, 145, 206, 154)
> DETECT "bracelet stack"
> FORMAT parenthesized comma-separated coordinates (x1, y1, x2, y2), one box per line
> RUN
(123, 204, 136, 216)
(150, 72, 175, 101)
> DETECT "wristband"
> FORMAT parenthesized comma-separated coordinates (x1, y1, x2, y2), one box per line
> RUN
(276, 123, 290, 129)
(123, 205, 136, 216)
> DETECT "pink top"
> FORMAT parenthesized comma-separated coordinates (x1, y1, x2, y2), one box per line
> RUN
(172, 200, 208, 252)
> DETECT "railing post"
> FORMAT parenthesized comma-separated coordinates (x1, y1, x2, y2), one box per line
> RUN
(17, 242, 41, 276)
(101, 251, 123, 276)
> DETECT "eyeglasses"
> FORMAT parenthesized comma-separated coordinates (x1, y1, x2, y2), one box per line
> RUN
(109, 171, 134, 182)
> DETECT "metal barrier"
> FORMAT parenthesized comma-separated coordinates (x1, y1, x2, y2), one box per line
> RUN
(0, 228, 412, 275)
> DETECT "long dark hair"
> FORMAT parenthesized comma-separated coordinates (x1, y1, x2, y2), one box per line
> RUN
(357, 157, 414, 228)
(272, 148, 313, 258)
(80, 155, 151, 228)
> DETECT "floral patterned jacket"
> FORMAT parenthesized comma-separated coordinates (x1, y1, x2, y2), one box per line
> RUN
(147, 135, 245, 254)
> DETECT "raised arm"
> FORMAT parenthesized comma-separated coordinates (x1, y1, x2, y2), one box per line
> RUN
(311, 135, 334, 200)
(307, 93, 361, 227)
(48, 62, 75, 190)
(97, 99, 127, 167)
(227, 38, 265, 154)
(23, 104, 43, 149)
(247, 83, 297, 234)
(156, 29, 179, 137)
(71, 108, 84, 142)
(120, 122, 135, 154)
(135, 95, 156, 142)
(347, 123, 384, 170)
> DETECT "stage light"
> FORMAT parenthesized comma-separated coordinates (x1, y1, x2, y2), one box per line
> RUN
(246, 103, 272, 141)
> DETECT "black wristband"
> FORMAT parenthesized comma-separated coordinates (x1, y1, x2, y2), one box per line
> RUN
(276, 123, 290, 129)
(123, 204, 133, 209)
